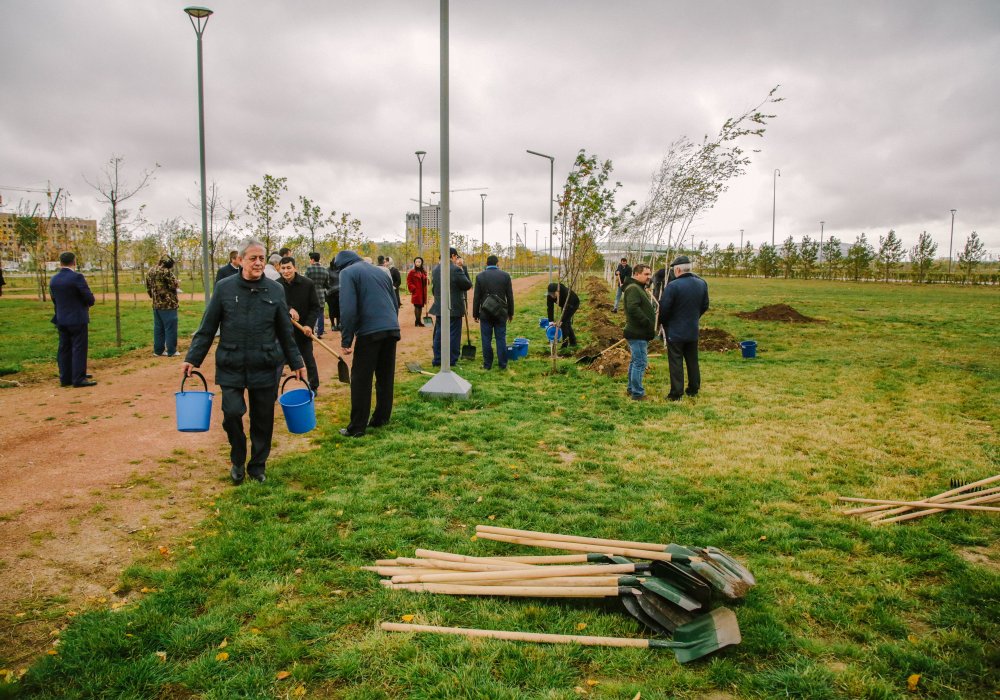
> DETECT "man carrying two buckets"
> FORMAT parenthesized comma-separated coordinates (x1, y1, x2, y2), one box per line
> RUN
(181, 238, 308, 485)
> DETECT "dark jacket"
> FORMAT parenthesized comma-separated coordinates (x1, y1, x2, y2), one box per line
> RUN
(472, 266, 515, 323)
(547, 283, 579, 322)
(334, 250, 401, 347)
(279, 272, 321, 341)
(430, 261, 473, 317)
(185, 273, 303, 389)
(622, 277, 655, 341)
(216, 263, 240, 283)
(49, 267, 95, 326)
(327, 264, 341, 295)
(658, 273, 709, 343)
(615, 263, 632, 288)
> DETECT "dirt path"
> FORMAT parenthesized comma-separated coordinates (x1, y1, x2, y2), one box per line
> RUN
(0, 274, 545, 664)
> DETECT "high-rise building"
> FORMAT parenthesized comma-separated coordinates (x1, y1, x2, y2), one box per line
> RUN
(405, 205, 442, 247)
(0, 213, 97, 265)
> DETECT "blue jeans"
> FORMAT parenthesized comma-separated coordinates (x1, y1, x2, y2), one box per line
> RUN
(432, 316, 462, 366)
(614, 285, 625, 310)
(480, 317, 508, 369)
(626, 339, 648, 397)
(153, 309, 178, 355)
(314, 308, 325, 336)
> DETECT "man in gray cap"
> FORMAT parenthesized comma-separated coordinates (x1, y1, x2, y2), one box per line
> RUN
(657, 255, 709, 401)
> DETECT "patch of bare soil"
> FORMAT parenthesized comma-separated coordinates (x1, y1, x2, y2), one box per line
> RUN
(0, 273, 548, 666)
(699, 327, 739, 352)
(735, 303, 822, 323)
(958, 545, 1000, 573)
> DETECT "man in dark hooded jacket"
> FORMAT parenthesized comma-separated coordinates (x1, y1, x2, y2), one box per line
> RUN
(334, 250, 401, 437)
(183, 239, 305, 484)
(657, 255, 709, 401)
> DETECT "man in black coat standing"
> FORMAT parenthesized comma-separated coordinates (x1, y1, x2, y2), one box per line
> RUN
(546, 282, 580, 348)
(430, 248, 473, 367)
(182, 239, 306, 484)
(278, 256, 321, 395)
(472, 255, 515, 370)
(216, 250, 240, 283)
(49, 251, 97, 387)
(658, 255, 709, 401)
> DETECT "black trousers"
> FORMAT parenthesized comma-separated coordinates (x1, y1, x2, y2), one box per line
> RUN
(221, 384, 277, 477)
(560, 311, 577, 347)
(295, 335, 320, 394)
(56, 323, 89, 385)
(667, 340, 700, 398)
(347, 334, 398, 434)
(327, 292, 340, 327)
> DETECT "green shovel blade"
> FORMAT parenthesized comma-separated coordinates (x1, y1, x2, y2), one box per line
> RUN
(649, 607, 742, 663)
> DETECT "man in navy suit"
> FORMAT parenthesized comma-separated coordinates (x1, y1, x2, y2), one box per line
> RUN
(49, 251, 97, 387)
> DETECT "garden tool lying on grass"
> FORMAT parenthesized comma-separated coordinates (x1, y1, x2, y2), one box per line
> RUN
(404, 361, 435, 376)
(462, 309, 477, 360)
(575, 338, 626, 365)
(474, 525, 754, 600)
(291, 319, 350, 384)
(381, 606, 741, 664)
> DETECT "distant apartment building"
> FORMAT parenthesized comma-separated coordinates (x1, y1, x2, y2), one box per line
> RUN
(405, 205, 441, 237)
(0, 213, 98, 266)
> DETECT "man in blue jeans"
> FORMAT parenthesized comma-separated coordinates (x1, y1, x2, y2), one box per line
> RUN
(145, 256, 180, 356)
(472, 255, 515, 370)
(430, 247, 472, 367)
(622, 264, 654, 400)
(612, 257, 631, 312)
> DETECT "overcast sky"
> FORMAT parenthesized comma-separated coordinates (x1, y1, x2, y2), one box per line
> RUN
(3, 0, 999, 258)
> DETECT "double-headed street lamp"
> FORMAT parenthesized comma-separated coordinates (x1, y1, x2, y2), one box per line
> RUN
(480, 193, 487, 269)
(415, 150, 427, 259)
(184, 6, 213, 302)
(771, 168, 781, 246)
(948, 208, 957, 274)
(527, 150, 554, 284)
(507, 213, 513, 269)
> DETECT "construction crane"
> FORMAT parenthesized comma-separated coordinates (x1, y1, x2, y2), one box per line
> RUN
(430, 187, 488, 195)
(0, 183, 67, 212)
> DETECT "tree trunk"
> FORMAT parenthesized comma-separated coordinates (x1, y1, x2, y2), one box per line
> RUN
(112, 204, 122, 346)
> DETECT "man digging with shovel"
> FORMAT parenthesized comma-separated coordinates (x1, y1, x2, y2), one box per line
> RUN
(622, 263, 655, 401)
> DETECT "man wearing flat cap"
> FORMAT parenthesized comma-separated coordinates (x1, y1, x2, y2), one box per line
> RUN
(657, 255, 709, 401)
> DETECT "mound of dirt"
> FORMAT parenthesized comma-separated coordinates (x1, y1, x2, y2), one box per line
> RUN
(587, 346, 632, 378)
(699, 327, 740, 352)
(736, 304, 821, 323)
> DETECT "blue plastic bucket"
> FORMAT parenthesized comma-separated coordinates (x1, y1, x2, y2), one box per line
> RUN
(740, 340, 757, 359)
(278, 377, 316, 434)
(176, 371, 213, 432)
(506, 345, 519, 360)
(538, 317, 550, 329)
(545, 323, 563, 343)
(513, 337, 530, 359)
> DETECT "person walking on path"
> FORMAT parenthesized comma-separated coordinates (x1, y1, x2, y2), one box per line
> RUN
(388, 257, 402, 311)
(612, 257, 632, 312)
(182, 239, 306, 485)
(657, 255, 709, 401)
(49, 251, 97, 388)
(430, 248, 472, 367)
(145, 255, 181, 357)
(622, 263, 655, 400)
(334, 250, 401, 438)
(472, 255, 514, 370)
(216, 250, 240, 283)
(278, 256, 322, 396)
(406, 256, 429, 328)
(546, 282, 580, 348)
(304, 252, 331, 337)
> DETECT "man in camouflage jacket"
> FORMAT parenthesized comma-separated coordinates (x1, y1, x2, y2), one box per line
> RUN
(145, 256, 180, 356)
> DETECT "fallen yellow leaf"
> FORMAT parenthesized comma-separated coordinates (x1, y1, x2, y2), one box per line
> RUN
(488, 515, 497, 521)
(155, 651, 167, 662)
(218, 638, 228, 649)
(215, 652, 229, 662)
(276, 670, 292, 680)
(576, 623, 587, 631)
(470, 535, 478, 541)
(401, 615, 415, 622)
(292, 685, 307, 697)
(294, 568, 304, 575)
(46, 650, 57, 656)
(250, 627, 261, 634)
(586, 679, 599, 687)
(759, 536, 767, 541)
(907, 634, 918, 644)
(907, 674, 920, 691)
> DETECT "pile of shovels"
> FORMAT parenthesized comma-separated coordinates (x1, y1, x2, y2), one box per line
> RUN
(371, 525, 756, 663)
(839, 474, 1000, 525)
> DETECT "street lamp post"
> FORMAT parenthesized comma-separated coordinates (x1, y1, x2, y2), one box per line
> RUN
(480, 193, 487, 270)
(948, 209, 957, 274)
(819, 220, 825, 264)
(739, 228, 744, 249)
(507, 213, 513, 269)
(185, 6, 213, 302)
(415, 151, 426, 260)
(526, 150, 554, 284)
(771, 168, 781, 246)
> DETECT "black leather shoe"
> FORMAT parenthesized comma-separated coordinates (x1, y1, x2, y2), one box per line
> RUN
(73, 380, 98, 388)
(61, 382, 72, 387)
(248, 473, 266, 484)
(230, 464, 245, 485)
(339, 428, 364, 438)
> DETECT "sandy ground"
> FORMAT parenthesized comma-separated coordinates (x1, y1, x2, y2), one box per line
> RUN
(0, 274, 544, 664)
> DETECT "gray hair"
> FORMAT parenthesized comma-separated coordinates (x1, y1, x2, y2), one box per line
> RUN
(268, 253, 282, 265)
(675, 262, 693, 274)
(237, 238, 265, 257)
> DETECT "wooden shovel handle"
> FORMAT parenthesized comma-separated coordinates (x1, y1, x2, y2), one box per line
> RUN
(291, 318, 345, 361)
(396, 557, 541, 571)
(845, 474, 1000, 516)
(414, 548, 583, 565)
(381, 622, 649, 648)
(837, 497, 1000, 512)
(873, 492, 1000, 525)
(387, 582, 622, 597)
(474, 532, 681, 563)
(476, 525, 667, 553)
(390, 563, 636, 584)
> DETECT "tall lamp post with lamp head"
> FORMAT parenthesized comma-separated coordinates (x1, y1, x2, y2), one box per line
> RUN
(480, 193, 487, 270)
(415, 151, 427, 259)
(948, 208, 957, 274)
(527, 150, 554, 284)
(771, 168, 781, 246)
(184, 6, 213, 302)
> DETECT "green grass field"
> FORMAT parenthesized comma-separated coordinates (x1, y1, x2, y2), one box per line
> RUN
(2, 278, 998, 699)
